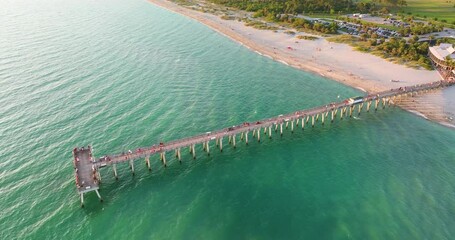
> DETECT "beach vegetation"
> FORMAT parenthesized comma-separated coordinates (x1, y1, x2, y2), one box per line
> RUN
(296, 35, 319, 40)
(284, 30, 296, 35)
(244, 20, 279, 30)
(221, 15, 235, 20)
(327, 34, 433, 69)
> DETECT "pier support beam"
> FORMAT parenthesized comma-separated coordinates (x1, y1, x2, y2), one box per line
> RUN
(286, 121, 289, 129)
(95, 189, 103, 202)
(219, 138, 223, 152)
(113, 164, 118, 180)
(322, 113, 325, 125)
(192, 145, 196, 159)
(331, 110, 334, 123)
(257, 128, 261, 142)
(80, 193, 84, 208)
(233, 134, 236, 148)
(264, 127, 267, 135)
(358, 103, 363, 115)
(275, 124, 278, 132)
(162, 152, 167, 167)
(177, 149, 181, 163)
(206, 141, 210, 155)
(145, 156, 151, 171)
(240, 132, 244, 141)
(280, 123, 283, 136)
(367, 101, 372, 112)
(269, 126, 272, 138)
(245, 131, 249, 145)
(291, 120, 294, 132)
(312, 115, 315, 127)
(130, 159, 135, 175)
(296, 118, 299, 126)
(302, 118, 305, 129)
(375, 99, 379, 111)
(349, 106, 354, 117)
(315, 114, 319, 122)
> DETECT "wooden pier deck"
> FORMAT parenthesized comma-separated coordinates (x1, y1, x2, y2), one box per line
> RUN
(72, 80, 454, 206)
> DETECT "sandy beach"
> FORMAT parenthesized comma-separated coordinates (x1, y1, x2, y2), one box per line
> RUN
(148, 0, 454, 127)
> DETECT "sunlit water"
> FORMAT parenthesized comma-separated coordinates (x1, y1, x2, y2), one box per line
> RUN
(1, 0, 454, 239)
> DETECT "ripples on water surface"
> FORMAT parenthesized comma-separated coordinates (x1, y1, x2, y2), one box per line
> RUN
(0, 0, 455, 239)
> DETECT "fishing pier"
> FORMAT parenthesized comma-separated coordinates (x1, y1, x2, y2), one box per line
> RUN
(72, 80, 454, 207)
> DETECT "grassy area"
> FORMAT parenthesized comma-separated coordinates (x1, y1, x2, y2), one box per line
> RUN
(402, 0, 455, 23)
(359, 0, 455, 24)
(297, 1, 455, 24)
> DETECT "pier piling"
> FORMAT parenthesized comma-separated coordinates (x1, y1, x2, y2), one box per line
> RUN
(257, 128, 261, 142)
(219, 137, 223, 152)
(145, 156, 151, 171)
(95, 189, 103, 202)
(130, 160, 135, 175)
(192, 145, 196, 159)
(113, 164, 118, 179)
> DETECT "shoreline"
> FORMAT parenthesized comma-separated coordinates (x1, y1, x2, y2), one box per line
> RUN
(147, 0, 454, 127)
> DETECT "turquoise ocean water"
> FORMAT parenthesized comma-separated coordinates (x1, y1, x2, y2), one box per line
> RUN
(1, 0, 455, 239)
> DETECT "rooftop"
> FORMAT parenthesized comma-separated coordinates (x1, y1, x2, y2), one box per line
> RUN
(429, 43, 455, 61)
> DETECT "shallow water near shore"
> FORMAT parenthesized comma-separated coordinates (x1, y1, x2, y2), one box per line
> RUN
(1, 0, 455, 239)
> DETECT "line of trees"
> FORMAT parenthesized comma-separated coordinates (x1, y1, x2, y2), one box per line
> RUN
(208, 0, 407, 16)
(290, 18, 338, 34)
(398, 22, 444, 36)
